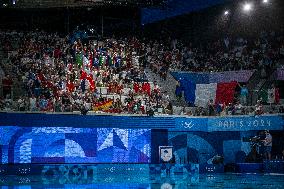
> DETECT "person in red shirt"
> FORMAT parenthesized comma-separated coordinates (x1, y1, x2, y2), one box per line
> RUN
(86, 74, 96, 92)
(153, 82, 160, 94)
(142, 82, 147, 94)
(116, 83, 123, 94)
(142, 82, 151, 96)
(47, 98, 54, 112)
(37, 71, 45, 82)
(108, 82, 114, 94)
(275, 86, 280, 104)
(66, 80, 75, 93)
(80, 70, 87, 80)
(133, 82, 139, 94)
(53, 46, 62, 59)
(146, 82, 151, 96)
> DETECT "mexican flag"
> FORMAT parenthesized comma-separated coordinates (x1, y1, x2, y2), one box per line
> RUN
(259, 88, 279, 104)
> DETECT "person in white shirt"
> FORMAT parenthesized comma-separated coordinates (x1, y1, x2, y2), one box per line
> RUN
(29, 95, 37, 111)
(17, 97, 26, 111)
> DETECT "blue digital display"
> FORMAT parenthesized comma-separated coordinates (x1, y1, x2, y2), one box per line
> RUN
(0, 127, 151, 164)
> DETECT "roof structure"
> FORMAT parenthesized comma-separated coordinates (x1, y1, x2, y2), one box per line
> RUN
(2, 0, 165, 8)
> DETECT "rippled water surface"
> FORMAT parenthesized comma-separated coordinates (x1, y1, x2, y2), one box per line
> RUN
(1, 173, 284, 189)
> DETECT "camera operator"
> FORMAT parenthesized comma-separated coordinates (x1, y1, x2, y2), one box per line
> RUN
(257, 130, 266, 158)
(245, 144, 262, 163)
(243, 133, 264, 163)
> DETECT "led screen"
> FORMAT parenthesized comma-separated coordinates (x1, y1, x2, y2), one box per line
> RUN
(0, 127, 151, 164)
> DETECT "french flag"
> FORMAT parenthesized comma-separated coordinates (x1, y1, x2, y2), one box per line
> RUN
(181, 80, 238, 107)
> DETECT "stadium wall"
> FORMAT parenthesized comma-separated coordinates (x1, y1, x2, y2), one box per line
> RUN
(0, 113, 283, 165)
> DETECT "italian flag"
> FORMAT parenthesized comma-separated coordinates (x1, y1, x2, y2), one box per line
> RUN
(76, 52, 83, 67)
(108, 56, 113, 67)
(99, 55, 105, 66)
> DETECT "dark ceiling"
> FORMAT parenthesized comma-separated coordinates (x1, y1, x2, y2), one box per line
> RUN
(1, 0, 165, 8)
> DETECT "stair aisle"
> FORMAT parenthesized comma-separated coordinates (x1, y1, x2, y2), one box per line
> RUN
(145, 68, 188, 107)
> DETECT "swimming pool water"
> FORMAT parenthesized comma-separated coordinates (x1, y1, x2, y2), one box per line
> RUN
(0, 173, 284, 189)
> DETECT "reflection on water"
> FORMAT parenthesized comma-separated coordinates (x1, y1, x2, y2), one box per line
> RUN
(0, 173, 284, 189)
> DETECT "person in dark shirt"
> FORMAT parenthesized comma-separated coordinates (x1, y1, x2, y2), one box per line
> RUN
(208, 99, 215, 116)
(245, 145, 262, 163)
(175, 80, 182, 101)
(263, 130, 272, 160)
(2, 75, 13, 98)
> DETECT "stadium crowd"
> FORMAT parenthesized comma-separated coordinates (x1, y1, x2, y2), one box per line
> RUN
(147, 30, 284, 76)
(0, 31, 172, 115)
(0, 29, 283, 116)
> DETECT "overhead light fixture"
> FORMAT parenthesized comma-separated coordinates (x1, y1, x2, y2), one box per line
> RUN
(243, 2, 253, 12)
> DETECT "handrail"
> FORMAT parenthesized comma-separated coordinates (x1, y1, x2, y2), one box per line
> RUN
(0, 110, 283, 118)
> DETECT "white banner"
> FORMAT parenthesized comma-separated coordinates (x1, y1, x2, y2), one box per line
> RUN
(195, 83, 217, 108)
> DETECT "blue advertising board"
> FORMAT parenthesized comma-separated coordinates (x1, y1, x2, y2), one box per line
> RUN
(174, 117, 208, 131)
(0, 113, 283, 165)
(208, 115, 284, 132)
(0, 113, 283, 132)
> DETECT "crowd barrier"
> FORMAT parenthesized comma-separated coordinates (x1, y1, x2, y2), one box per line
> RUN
(0, 112, 283, 131)
(0, 112, 283, 169)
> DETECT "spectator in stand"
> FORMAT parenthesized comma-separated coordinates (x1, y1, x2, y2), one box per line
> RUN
(280, 44, 284, 59)
(2, 75, 13, 98)
(39, 95, 48, 111)
(165, 102, 173, 115)
(248, 107, 255, 116)
(17, 96, 26, 111)
(180, 106, 187, 116)
(3, 94, 13, 111)
(208, 99, 215, 116)
(215, 103, 223, 116)
(29, 94, 37, 111)
(279, 106, 284, 113)
(239, 84, 249, 106)
(234, 101, 243, 115)
(273, 84, 280, 105)
(255, 100, 264, 115)
(175, 80, 183, 101)
(220, 104, 227, 116)
(227, 103, 235, 115)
